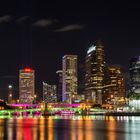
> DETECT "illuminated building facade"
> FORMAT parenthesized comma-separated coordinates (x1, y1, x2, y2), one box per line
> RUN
(43, 82, 57, 103)
(56, 70, 63, 102)
(129, 56, 140, 93)
(85, 41, 105, 104)
(103, 66, 125, 104)
(62, 55, 78, 103)
(129, 57, 140, 109)
(19, 68, 35, 103)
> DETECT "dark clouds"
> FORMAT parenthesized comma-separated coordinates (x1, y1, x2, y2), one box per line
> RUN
(15, 16, 29, 24)
(33, 19, 56, 28)
(0, 15, 11, 23)
(54, 24, 84, 32)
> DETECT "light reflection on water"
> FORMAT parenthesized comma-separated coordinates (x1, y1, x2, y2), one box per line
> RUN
(0, 115, 140, 140)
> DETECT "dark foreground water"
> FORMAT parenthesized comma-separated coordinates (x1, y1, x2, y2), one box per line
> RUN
(0, 115, 140, 140)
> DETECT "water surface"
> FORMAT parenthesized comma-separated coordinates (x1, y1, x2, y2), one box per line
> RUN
(0, 115, 140, 140)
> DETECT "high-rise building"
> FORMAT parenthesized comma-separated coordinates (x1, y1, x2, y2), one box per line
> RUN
(129, 56, 140, 93)
(129, 57, 140, 110)
(43, 82, 57, 103)
(103, 65, 125, 104)
(19, 68, 35, 103)
(56, 70, 63, 102)
(62, 55, 78, 103)
(85, 41, 105, 104)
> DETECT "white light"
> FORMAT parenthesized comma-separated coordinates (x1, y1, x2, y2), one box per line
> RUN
(8, 85, 12, 89)
(87, 45, 96, 54)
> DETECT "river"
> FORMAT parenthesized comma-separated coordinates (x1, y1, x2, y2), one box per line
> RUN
(0, 115, 140, 140)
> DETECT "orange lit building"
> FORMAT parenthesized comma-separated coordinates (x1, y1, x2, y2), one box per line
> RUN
(103, 65, 125, 104)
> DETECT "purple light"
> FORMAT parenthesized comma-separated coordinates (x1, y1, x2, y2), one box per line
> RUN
(8, 103, 80, 108)
(8, 104, 39, 108)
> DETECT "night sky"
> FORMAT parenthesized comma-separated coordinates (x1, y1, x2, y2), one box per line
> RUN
(0, 1, 140, 100)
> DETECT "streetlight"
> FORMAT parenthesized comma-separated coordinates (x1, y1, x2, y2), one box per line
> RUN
(34, 94, 37, 103)
(8, 85, 13, 103)
(72, 95, 75, 103)
(8, 85, 12, 89)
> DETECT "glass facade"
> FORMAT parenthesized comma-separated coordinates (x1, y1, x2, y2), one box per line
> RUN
(85, 42, 105, 104)
(129, 56, 140, 93)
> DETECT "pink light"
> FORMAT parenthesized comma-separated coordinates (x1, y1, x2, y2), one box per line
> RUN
(9, 103, 80, 108)
(8, 104, 39, 108)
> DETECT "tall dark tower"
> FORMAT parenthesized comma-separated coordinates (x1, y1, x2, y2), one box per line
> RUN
(56, 70, 63, 102)
(85, 41, 105, 104)
(129, 56, 140, 110)
(129, 56, 140, 93)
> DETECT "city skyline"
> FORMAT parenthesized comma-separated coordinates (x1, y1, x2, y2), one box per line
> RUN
(0, 1, 140, 99)
(0, 2, 140, 140)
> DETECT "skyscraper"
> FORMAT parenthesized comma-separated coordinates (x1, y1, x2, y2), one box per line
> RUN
(103, 65, 125, 104)
(129, 56, 140, 93)
(62, 55, 78, 103)
(85, 41, 105, 104)
(129, 56, 140, 109)
(19, 68, 35, 104)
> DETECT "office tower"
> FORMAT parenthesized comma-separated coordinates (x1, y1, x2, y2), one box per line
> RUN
(85, 41, 105, 104)
(56, 70, 63, 102)
(103, 65, 125, 103)
(129, 56, 140, 93)
(129, 57, 140, 110)
(43, 82, 57, 103)
(19, 68, 35, 103)
(62, 55, 78, 103)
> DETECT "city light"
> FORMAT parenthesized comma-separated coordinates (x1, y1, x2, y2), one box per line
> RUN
(8, 85, 12, 89)
(9, 94, 12, 97)
(24, 68, 32, 72)
(87, 45, 96, 54)
(0, 1, 139, 140)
